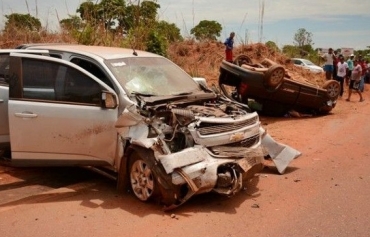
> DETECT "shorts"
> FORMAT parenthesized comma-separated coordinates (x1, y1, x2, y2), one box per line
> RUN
(323, 65, 333, 72)
(346, 70, 352, 78)
(349, 80, 359, 90)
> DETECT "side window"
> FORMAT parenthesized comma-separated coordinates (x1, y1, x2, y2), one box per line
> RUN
(21, 58, 103, 105)
(70, 58, 114, 89)
(22, 59, 58, 100)
(0, 54, 10, 85)
(62, 67, 103, 105)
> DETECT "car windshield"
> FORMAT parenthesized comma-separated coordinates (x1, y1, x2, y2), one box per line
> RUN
(105, 57, 201, 96)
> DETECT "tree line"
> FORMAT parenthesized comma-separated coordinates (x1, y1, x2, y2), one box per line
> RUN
(2, 0, 369, 61)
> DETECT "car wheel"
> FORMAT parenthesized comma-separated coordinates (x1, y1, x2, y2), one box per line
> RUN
(322, 80, 340, 100)
(264, 65, 285, 88)
(129, 152, 159, 202)
(233, 55, 252, 66)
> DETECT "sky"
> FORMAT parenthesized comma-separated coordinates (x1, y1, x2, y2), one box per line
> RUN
(0, 0, 369, 50)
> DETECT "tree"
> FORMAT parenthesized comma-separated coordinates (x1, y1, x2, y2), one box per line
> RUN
(59, 15, 83, 31)
(282, 45, 300, 58)
(265, 41, 280, 52)
(96, 0, 126, 31)
(294, 28, 313, 47)
(77, 0, 98, 23)
(4, 13, 41, 32)
(190, 20, 222, 41)
(156, 21, 182, 42)
(146, 31, 167, 56)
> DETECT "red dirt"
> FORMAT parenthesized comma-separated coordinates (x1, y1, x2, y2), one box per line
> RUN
(1, 86, 369, 237)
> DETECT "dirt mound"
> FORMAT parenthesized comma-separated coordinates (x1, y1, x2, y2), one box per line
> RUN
(168, 40, 326, 88)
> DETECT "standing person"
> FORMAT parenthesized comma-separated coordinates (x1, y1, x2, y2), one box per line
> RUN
(346, 59, 364, 102)
(224, 32, 235, 62)
(336, 55, 348, 97)
(332, 51, 339, 80)
(346, 54, 355, 85)
(358, 56, 367, 92)
(321, 48, 335, 80)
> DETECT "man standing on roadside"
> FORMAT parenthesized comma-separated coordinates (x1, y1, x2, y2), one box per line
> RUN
(336, 55, 348, 97)
(346, 59, 364, 102)
(346, 54, 354, 85)
(358, 55, 367, 92)
(321, 48, 335, 80)
(224, 32, 235, 62)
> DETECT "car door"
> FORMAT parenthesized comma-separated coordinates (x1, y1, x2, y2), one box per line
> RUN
(1, 50, 49, 148)
(0, 53, 10, 147)
(8, 53, 119, 166)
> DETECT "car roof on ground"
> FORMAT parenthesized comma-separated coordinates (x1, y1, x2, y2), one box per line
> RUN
(19, 44, 161, 60)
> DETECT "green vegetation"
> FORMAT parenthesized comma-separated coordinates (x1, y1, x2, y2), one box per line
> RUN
(190, 20, 222, 41)
(0, 1, 368, 62)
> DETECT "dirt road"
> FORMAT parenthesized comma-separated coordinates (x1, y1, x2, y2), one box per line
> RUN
(0, 89, 369, 237)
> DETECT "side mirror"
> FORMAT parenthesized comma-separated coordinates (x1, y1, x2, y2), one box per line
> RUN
(101, 91, 118, 109)
(193, 77, 208, 88)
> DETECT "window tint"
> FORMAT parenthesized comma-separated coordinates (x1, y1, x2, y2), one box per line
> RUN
(71, 58, 114, 89)
(22, 58, 103, 105)
(63, 67, 102, 105)
(22, 59, 57, 100)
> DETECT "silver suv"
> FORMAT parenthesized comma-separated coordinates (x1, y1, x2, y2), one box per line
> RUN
(0, 45, 299, 209)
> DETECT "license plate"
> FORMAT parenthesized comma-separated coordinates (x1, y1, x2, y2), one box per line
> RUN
(238, 156, 258, 172)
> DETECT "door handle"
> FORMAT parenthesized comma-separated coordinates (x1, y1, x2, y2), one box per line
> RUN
(0, 99, 3, 103)
(14, 112, 38, 118)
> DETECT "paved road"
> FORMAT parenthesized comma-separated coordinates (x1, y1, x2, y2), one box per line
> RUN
(0, 92, 369, 237)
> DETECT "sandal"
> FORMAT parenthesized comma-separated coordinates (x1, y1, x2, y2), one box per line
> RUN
(345, 99, 350, 102)
(360, 99, 365, 102)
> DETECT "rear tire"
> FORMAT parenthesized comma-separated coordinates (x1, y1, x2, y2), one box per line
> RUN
(233, 55, 252, 66)
(264, 65, 285, 88)
(322, 80, 340, 100)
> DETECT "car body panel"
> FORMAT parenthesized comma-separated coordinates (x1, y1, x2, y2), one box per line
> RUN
(7, 53, 119, 165)
(0, 84, 9, 148)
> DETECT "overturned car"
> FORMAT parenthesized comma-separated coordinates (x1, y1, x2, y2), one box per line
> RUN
(219, 55, 341, 116)
(0, 45, 300, 209)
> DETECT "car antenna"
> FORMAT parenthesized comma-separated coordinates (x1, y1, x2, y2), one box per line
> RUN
(129, 37, 137, 56)
(121, 21, 138, 56)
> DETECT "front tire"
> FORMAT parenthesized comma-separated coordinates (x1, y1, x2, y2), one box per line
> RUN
(129, 152, 159, 202)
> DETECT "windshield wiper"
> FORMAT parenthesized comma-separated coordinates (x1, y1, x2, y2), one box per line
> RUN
(171, 92, 193, 96)
(131, 91, 155, 97)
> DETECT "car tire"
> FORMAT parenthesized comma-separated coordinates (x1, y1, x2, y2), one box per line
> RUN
(233, 55, 252, 66)
(264, 65, 285, 88)
(129, 151, 160, 202)
(322, 80, 340, 100)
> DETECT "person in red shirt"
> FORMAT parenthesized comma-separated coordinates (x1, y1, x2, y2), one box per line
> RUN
(358, 55, 367, 92)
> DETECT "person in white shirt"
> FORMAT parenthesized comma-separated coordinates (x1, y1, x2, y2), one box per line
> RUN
(321, 48, 335, 80)
(336, 55, 348, 97)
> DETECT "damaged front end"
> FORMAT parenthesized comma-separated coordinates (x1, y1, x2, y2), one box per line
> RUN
(116, 94, 268, 209)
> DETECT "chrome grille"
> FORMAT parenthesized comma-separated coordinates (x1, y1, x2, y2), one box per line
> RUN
(197, 117, 258, 135)
(209, 134, 260, 157)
